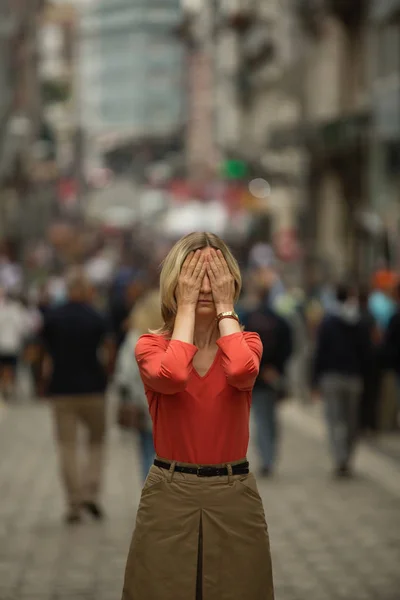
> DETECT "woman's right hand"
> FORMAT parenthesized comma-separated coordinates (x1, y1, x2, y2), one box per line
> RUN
(176, 250, 207, 308)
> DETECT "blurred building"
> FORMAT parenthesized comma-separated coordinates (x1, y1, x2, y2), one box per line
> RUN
(181, 0, 304, 247)
(269, 1, 371, 280)
(78, 0, 185, 168)
(369, 1, 400, 268)
(178, 1, 218, 181)
(232, 0, 304, 236)
(40, 2, 77, 172)
(0, 0, 56, 257)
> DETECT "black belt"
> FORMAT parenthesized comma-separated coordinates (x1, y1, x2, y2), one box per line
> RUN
(154, 459, 249, 477)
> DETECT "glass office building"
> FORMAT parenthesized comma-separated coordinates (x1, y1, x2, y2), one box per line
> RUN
(79, 0, 185, 140)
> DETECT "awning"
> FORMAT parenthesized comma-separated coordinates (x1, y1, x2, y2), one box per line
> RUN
(317, 113, 370, 152)
(268, 113, 370, 153)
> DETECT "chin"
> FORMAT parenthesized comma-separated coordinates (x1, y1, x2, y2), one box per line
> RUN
(196, 304, 216, 317)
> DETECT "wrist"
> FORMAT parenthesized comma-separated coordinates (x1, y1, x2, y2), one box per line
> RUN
(215, 304, 234, 314)
(176, 302, 196, 314)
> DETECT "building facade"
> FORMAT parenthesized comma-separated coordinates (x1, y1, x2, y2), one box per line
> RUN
(0, 0, 54, 255)
(369, 0, 400, 268)
(182, 0, 305, 241)
(269, 1, 371, 280)
(40, 2, 77, 171)
(179, 1, 219, 180)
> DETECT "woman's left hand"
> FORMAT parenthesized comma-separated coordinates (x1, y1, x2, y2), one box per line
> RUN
(207, 249, 235, 311)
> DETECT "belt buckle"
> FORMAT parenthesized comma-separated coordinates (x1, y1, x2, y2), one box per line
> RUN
(197, 466, 214, 477)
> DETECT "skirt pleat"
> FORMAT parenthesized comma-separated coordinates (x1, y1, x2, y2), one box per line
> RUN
(121, 464, 274, 600)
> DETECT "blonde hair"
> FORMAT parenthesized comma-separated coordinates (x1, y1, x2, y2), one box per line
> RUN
(156, 232, 242, 337)
(129, 288, 163, 335)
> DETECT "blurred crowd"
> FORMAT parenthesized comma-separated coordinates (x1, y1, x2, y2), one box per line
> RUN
(1, 235, 400, 519)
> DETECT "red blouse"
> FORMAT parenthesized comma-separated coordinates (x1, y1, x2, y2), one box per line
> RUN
(135, 331, 262, 464)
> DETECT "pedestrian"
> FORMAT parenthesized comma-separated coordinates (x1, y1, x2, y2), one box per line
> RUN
(121, 232, 274, 600)
(41, 268, 115, 524)
(109, 257, 148, 350)
(18, 292, 43, 402)
(114, 288, 163, 482)
(358, 286, 381, 435)
(31, 283, 53, 398)
(241, 272, 293, 477)
(247, 243, 285, 310)
(382, 280, 400, 425)
(369, 270, 398, 430)
(368, 269, 397, 334)
(312, 283, 370, 477)
(0, 287, 31, 401)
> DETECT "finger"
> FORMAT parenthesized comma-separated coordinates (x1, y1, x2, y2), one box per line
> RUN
(209, 249, 221, 273)
(216, 250, 230, 274)
(214, 251, 226, 276)
(207, 260, 219, 280)
(196, 260, 207, 284)
(192, 253, 205, 278)
(181, 252, 194, 275)
(187, 250, 201, 276)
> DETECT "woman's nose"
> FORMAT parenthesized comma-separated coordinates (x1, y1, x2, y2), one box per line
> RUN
(201, 273, 212, 293)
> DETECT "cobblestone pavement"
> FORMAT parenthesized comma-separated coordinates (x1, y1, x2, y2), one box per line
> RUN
(0, 400, 399, 600)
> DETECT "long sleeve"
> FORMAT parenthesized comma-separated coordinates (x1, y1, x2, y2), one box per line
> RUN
(135, 334, 198, 395)
(216, 331, 262, 391)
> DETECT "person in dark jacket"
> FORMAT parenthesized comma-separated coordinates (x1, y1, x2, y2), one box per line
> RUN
(42, 269, 115, 524)
(382, 280, 400, 422)
(242, 278, 293, 477)
(313, 283, 370, 477)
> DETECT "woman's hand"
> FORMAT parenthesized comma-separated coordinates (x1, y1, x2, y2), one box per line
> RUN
(207, 249, 235, 313)
(176, 250, 207, 308)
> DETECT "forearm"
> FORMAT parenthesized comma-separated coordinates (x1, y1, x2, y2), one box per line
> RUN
(217, 331, 261, 390)
(216, 303, 242, 337)
(171, 304, 196, 344)
(136, 335, 198, 394)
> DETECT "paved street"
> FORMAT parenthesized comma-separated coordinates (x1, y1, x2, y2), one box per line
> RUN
(0, 400, 399, 600)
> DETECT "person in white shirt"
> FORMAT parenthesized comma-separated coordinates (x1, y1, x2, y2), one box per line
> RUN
(114, 288, 162, 482)
(0, 288, 31, 400)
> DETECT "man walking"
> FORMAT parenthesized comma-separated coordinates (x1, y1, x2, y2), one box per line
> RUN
(42, 269, 114, 523)
(313, 284, 370, 477)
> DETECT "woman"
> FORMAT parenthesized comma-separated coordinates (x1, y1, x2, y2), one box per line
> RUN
(114, 288, 162, 481)
(121, 232, 274, 600)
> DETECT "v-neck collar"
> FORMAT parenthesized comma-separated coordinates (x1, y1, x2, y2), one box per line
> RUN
(192, 348, 221, 380)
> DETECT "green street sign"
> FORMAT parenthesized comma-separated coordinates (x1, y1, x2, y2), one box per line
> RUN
(221, 159, 248, 180)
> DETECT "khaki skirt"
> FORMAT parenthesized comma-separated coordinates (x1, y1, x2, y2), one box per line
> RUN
(121, 457, 274, 600)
